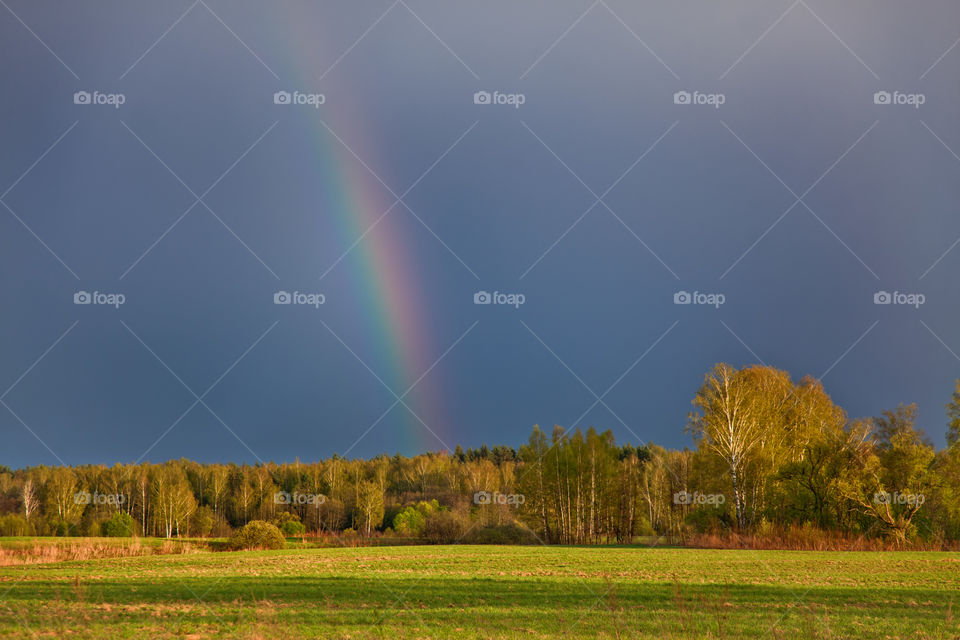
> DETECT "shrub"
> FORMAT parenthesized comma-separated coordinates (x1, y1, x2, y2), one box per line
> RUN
(102, 512, 136, 537)
(0, 514, 31, 536)
(422, 511, 467, 544)
(191, 506, 215, 538)
(272, 511, 306, 537)
(228, 520, 286, 550)
(634, 519, 656, 537)
(393, 507, 427, 537)
(279, 520, 306, 536)
(393, 500, 442, 537)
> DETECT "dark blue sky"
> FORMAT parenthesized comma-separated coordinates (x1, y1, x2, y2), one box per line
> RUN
(2, 0, 959, 467)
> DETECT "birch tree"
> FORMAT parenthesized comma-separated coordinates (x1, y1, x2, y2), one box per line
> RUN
(687, 364, 792, 529)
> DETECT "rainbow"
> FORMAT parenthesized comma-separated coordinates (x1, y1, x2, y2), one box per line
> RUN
(321, 135, 450, 454)
(283, 22, 451, 453)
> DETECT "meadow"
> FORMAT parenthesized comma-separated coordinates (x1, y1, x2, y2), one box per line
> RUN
(1, 540, 958, 639)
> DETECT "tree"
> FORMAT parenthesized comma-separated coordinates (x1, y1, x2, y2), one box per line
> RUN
(873, 404, 928, 448)
(518, 426, 551, 542)
(46, 467, 82, 527)
(5, 370, 960, 548)
(774, 378, 848, 528)
(946, 379, 960, 446)
(191, 506, 215, 538)
(21, 478, 38, 521)
(153, 465, 196, 539)
(687, 364, 793, 529)
(205, 465, 229, 519)
(356, 481, 384, 536)
(103, 511, 136, 537)
(838, 408, 935, 544)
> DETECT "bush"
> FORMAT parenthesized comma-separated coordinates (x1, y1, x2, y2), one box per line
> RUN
(279, 520, 306, 536)
(422, 510, 467, 544)
(102, 511, 136, 537)
(393, 500, 442, 537)
(228, 520, 286, 550)
(0, 513, 31, 536)
(272, 511, 306, 537)
(191, 506, 215, 538)
(465, 523, 539, 545)
(393, 507, 427, 537)
(634, 519, 656, 537)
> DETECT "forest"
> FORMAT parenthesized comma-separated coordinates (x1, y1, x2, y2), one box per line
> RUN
(2, 363, 959, 547)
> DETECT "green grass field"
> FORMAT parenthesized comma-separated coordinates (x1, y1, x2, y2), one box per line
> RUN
(1, 542, 958, 639)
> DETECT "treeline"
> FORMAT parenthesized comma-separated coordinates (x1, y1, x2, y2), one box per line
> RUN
(2, 363, 960, 546)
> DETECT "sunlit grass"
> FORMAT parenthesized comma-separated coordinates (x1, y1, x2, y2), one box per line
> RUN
(1, 543, 957, 638)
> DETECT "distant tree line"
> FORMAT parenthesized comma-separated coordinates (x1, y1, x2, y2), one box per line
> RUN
(2, 364, 960, 546)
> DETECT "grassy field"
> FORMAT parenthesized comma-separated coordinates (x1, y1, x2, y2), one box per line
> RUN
(0, 541, 958, 639)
